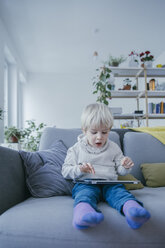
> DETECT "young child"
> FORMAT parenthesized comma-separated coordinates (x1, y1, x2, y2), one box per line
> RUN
(62, 103, 150, 230)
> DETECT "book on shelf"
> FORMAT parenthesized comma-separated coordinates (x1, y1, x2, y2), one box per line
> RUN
(156, 103, 160, 114)
(148, 103, 156, 114)
(149, 101, 165, 114)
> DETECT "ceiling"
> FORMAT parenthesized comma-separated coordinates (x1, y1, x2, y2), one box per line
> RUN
(0, 0, 165, 74)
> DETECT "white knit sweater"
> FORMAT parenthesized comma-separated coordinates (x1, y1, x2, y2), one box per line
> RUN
(62, 134, 132, 180)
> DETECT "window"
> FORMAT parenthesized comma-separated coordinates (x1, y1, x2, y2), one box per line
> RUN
(4, 62, 8, 127)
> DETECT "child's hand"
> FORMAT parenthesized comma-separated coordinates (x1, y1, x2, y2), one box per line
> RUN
(121, 157, 134, 169)
(79, 163, 95, 174)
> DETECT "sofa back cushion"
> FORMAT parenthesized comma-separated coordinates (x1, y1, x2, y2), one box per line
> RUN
(123, 132, 165, 184)
(18, 128, 121, 198)
(39, 127, 121, 150)
(19, 140, 74, 197)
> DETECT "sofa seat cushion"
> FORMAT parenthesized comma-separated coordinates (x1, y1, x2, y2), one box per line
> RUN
(0, 187, 165, 248)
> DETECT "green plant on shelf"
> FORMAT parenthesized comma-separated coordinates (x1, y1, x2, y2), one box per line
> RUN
(106, 55, 126, 67)
(122, 78, 132, 90)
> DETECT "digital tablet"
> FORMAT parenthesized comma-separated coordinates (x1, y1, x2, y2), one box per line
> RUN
(73, 178, 140, 185)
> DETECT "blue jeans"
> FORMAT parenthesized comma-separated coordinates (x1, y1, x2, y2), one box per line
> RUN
(72, 183, 142, 214)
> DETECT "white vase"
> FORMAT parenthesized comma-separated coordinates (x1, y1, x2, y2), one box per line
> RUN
(144, 61, 153, 68)
(128, 57, 139, 68)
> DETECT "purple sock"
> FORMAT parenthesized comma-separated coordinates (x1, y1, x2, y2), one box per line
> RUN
(72, 202, 104, 230)
(123, 200, 151, 229)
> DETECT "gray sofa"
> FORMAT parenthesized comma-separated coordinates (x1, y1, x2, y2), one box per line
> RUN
(0, 127, 165, 248)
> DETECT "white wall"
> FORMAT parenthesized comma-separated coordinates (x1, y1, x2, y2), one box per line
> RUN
(23, 70, 165, 129)
(23, 72, 97, 128)
(0, 0, 165, 131)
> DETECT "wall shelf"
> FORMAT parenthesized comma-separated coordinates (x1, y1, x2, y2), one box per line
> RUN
(109, 67, 165, 78)
(109, 67, 165, 126)
(111, 90, 165, 98)
(113, 113, 165, 120)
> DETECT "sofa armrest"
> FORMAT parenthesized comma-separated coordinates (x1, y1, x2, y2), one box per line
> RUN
(0, 146, 28, 215)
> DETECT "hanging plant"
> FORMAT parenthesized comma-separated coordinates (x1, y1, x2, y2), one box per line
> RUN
(93, 66, 112, 105)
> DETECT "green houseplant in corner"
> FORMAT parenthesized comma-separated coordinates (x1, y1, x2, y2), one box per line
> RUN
(4, 120, 46, 150)
(21, 120, 46, 152)
(93, 66, 113, 105)
(4, 126, 22, 143)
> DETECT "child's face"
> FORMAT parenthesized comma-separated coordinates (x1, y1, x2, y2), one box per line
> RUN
(84, 125, 110, 148)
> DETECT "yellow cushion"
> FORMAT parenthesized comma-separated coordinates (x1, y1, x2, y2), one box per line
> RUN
(141, 163, 165, 187)
(118, 174, 144, 190)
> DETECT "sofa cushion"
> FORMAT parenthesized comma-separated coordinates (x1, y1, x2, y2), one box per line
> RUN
(0, 147, 27, 215)
(39, 127, 121, 150)
(19, 140, 74, 197)
(118, 174, 144, 190)
(123, 132, 165, 184)
(0, 187, 165, 248)
(141, 163, 165, 187)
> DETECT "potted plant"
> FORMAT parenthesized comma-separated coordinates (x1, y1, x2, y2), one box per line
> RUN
(106, 55, 126, 67)
(21, 120, 46, 151)
(122, 78, 132, 90)
(4, 126, 22, 143)
(140, 51, 154, 68)
(93, 66, 113, 105)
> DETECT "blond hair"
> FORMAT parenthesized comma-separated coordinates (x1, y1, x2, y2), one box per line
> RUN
(81, 103, 113, 131)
